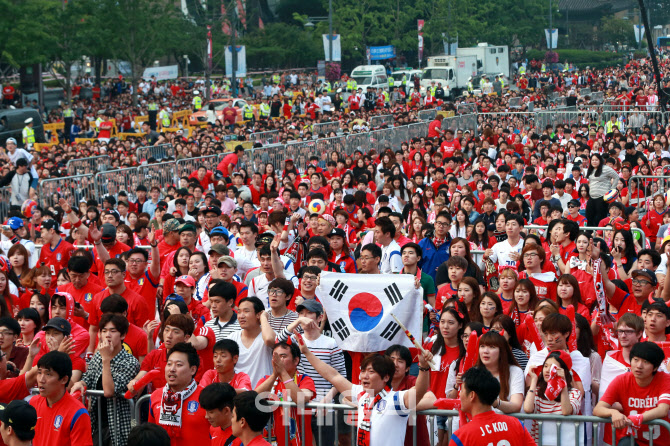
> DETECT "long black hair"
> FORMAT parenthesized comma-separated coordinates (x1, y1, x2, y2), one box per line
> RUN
(587, 153, 605, 178)
(431, 306, 466, 359)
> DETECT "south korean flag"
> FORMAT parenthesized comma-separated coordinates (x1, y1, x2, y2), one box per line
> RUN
(317, 272, 423, 352)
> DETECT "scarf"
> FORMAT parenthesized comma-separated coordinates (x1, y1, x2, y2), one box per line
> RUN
(433, 236, 445, 249)
(593, 258, 615, 326)
(357, 386, 390, 446)
(544, 364, 566, 400)
(159, 379, 198, 428)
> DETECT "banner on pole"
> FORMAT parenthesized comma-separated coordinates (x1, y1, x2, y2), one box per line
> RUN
(544, 28, 558, 49)
(418, 20, 424, 65)
(142, 65, 179, 81)
(367, 45, 396, 61)
(322, 34, 342, 62)
(317, 272, 423, 352)
(634, 24, 645, 43)
(225, 45, 247, 77)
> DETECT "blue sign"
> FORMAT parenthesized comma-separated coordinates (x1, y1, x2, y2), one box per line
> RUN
(368, 46, 396, 60)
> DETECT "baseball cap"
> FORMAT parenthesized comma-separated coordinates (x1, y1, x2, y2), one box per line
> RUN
(178, 222, 197, 234)
(41, 219, 61, 233)
(5, 138, 16, 145)
(163, 219, 181, 234)
(327, 228, 347, 239)
(208, 244, 230, 256)
(255, 232, 275, 247)
(0, 400, 37, 440)
(201, 206, 221, 216)
(548, 350, 572, 370)
(567, 199, 580, 208)
(175, 275, 196, 288)
(632, 269, 658, 287)
(101, 223, 117, 243)
(296, 299, 323, 315)
(210, 226, 230, 240)
(217, 256, 237, 268)
(44, 317, 71, 336)
(7, 217, 23, 230)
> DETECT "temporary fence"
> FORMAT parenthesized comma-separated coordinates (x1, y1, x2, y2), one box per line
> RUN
(418, 109, 437, 121)
(66, 155, 112, 176)
(136, 143, 173, 162)
(39, 173, 98, 211)
(456, 103, 477, 114)
(0, 187, 12, 225)
(249, 130, 281, 145)
(312, 120, 341, 136)
(627, 174, 670, 216)
(369, 114, 394, 129)
(95, 166, 141, 204)
(138, 161, 178, 192)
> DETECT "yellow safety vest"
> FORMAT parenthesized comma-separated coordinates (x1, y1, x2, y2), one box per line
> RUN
(159, 109, 170, 127)
(324, 82, 331, 93)
(388, 77, 394, 87)
(402, 75, 407, 85)
(243, 105, 254, 119)
(148, 103, 158, 111)
(63, 108, 74, 118)
(605, 120, 622, 133)
(500, 79, 505, 89)
(519, 65, 526, 75)
(193, 96, 202, 110)
(23, 126, 35, 145)
(259, 103, 270, 117)
(541, 64, 546, 73)
(273, 75, 280, 84)
(467, 82, 473, 92)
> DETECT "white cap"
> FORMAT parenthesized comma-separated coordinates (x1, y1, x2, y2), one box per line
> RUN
(24, 118, 33, 124)
(6, 138, 16, 144)
(193, 90, 200, 95)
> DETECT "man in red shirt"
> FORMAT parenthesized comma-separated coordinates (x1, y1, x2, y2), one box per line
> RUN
(38, 220, 74, 295)
(216, 146, 245, 179)
(595, 342, 670, 446)
(427, 115, 444, 138)
(57, 256, 103, 330)
(440, 129, 461, 157)
(254, 341, 316, 446)
(230, 391, 272, 446)
(87, 259, 152, 355)
(148, 343, 211, 446)
(124, 245, 160, 312)
(449, 367, 536, 446)
(30, 352, 93, 446)
(221, 100, 237, 129)
(565, 199, 587, 227)
(199, 383, 242, 446)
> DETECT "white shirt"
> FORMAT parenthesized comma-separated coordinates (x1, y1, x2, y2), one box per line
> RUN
(234, 246, 259, 278)
(249, 273, 272, 308)
(321, 95, 332, 112)
(350, 384, 409, 446)
(380, 240, 403, 274)
(489, 238, 524, 271)
(225, 330, 272, 386)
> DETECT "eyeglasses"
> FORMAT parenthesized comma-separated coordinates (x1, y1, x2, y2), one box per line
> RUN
(268, 289, 286, 296)
(523, 253, 539, 258)
(127, 259, 146, 264)
(302, 275, 318, 282)
(103, 270, 123, 276)
(631, 279, 652, 286)
(0, 330, 15, 337)
(434, 221, 450, 227)
(616, 329, 637, 336)
(359, 256, 377, 261)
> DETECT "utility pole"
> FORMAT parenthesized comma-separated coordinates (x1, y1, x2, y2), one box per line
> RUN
(638, 0, 667, 111)
(328, 0, 333, 62)
(230, 5, 237, 98)
(549, 0, 553, 49)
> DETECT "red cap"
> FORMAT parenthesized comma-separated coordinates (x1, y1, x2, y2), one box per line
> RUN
(548, 350, 572, 370)
(175, 275, 195, 287)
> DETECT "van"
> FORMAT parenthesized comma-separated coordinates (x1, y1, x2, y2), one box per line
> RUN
(0, 109, 45, 146)
(350, 65, 389, 93)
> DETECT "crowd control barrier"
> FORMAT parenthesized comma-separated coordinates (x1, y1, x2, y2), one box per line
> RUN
(136, 143, 173, 162)
(628, 175, 670, 216)
(66, 155, 111, 176)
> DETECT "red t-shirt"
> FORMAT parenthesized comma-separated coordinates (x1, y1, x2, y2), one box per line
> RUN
(428, 120, 442, 138)
(256, 374, 316, 446)
(448, 410, 535, 446)
(93, 241, 131, 275)
(2, 86, 14, 100)
(610, 287, 642, 317)
(125, 270, 160, 314)
(89, 287, 152, 328)
(210, 426, 242, 446)
(30, 393, 93, 446)
(216, 154, 239, 177)
(158, 240, 180, 267)
(148, 385, 211, 446)
(601, 372, 670, 446)
(199, 370, 252, 390)
(421, 341, 459, 399)
(38, 239, 75, 290)
(56, 281, 104, 330)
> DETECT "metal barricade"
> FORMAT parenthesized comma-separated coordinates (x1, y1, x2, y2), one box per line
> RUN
(345, 132, 372, 156)
(137, 143, 173, 162)
(176, 154, 220, 180)
(535, 109, 580, 131)
(458, 113, 479, 136)
(369, 114, 394, 129)
(408, 121, 429, 140)
(249, 130, 281, 145)
(456, 103, 477, 114)
(628, 174, 670, 216)
(591, 91, 605, 103)
(313, 120, 341, 136)
(580, 87, 592, 97)
(241, 143, 284, 177)
(137, 161, 178, 195)
(39, 174, 97, 211)
(478, 112, 536, 134)
(94, 166, 141, 203)
(508, 97, 522, 109)
(316, 135, 348, 161)
(66, 155, 111, 176)
(285, 140, 320, 173)
(0, 187, 11, 224)
(418, 109, 437, 121)
(392, 125, 410, 147)
(368, 128, 396, 153)
(599, 110, 668, 134)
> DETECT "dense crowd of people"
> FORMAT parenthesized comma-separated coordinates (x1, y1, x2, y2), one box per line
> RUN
(2, 54, 670, 446)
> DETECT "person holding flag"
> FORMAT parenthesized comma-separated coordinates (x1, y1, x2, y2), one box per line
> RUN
(295, 334, 432, 446)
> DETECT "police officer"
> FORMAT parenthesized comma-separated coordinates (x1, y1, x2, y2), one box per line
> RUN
(402, 73, 408, 94)
(147, 96, 158, 131)
(242, 100, 255, 124)
(388, 75, 394, 92)
(22, 118, 35, 150)
(259, 98, 270, 121)
(192, 90, 202, 112)
(158, 103, 171, 129)
(63, 103, 74, 142)
(272, 72, 280, 85)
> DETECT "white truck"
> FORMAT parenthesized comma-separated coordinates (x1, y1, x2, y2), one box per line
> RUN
(456, 43, 510, 79)
(420, 55, 477, 99)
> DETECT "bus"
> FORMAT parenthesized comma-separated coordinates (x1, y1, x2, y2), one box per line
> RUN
(657, 36, 670, 47)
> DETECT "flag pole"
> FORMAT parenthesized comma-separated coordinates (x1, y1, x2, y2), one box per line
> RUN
(391, 313, 436, 368)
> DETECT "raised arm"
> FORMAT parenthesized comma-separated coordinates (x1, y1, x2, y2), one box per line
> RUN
(296, 333, 352, 395)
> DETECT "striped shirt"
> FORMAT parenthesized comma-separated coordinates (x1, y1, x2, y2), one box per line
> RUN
(585, 165, 619, 199)
(530, 388, 582, 443)
(205, 314, 241, 342)
(277, 328, 346, 400)
(267, 310, 299, 333)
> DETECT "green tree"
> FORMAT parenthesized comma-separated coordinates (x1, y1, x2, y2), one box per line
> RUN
(601, 15, 635, 50)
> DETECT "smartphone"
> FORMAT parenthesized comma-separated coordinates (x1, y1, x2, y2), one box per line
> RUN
(74, 302, 81, 309)
(151, 219, 160, 230)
